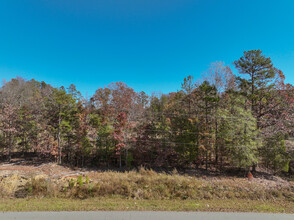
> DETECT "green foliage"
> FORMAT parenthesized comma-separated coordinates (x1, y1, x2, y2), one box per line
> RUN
(217, 94, 260, 168)
(77, 176, 83, 187)
(69, 179, 75, 188)
(0, 49, 292, 174)
(233, 49, 280, 118)
(85, 175, 90, 184)
(283, 161, 290, 173)
(262, 135, 289, 171)
(126, 152, 134, 168)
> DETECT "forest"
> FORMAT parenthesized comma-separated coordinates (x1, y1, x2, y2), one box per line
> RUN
(0, 49, 293, 174)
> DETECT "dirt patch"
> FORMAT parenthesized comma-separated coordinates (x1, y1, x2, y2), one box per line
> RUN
(0, 160, 86, 197)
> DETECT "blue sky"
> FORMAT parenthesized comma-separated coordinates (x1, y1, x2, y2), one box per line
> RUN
(0, 0, 294, 96)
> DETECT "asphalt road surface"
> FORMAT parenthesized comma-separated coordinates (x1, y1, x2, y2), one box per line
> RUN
(0, 212, 293, 220)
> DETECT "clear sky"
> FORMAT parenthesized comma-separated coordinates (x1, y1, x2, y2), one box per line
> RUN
(0, 0, 294, 96)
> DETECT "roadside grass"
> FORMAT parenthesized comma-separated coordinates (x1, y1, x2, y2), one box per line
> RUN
(1, 168, 293, 212)
(0, 198, 292, 213)
(21, 168, 294, 202)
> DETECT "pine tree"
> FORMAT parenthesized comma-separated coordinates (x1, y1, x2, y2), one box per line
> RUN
(217, 93, 260, 169)
(46, 87, 79, 164)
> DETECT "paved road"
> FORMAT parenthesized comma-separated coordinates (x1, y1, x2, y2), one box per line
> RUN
(0, 212, 293, 220)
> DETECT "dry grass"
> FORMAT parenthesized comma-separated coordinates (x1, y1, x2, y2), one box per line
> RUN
(22, 168, 294, 202)
(0, 167, 293, 212)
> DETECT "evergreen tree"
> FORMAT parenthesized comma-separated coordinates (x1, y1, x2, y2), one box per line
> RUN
(197, 81, 219, 170)
(46, 87, 79, 164)
(217, 93, 260, 169)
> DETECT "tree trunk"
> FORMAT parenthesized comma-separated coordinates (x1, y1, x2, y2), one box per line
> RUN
(125, 148, 128, 167)
(251, 73, 255, 113)
(205, 150, 208, 170)
(8, 134, 13, 162)
(215, 119, 218, 165)
(57, 105, 62, 164)
(252, 164, 256, 173)
(288, 161, 293, 175)
(220, 150, 223, 171)
(205, 100, 209, 170)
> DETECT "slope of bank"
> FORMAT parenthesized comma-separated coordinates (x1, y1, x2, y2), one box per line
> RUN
(0, 161, 293, 213)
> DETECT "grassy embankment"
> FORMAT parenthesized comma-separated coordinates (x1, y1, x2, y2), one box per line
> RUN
(0, 168, 293, 212)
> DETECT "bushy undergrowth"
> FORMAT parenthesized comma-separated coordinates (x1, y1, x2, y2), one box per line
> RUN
(23, 168, 294, 201)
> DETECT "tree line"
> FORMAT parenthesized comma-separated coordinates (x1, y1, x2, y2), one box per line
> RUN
(0, 50, 293, 173)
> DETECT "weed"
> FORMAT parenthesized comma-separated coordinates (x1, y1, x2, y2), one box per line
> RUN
(77, 176, 83, 187)
(69, 179, 75, 188)
(85, 176, 90, 184)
